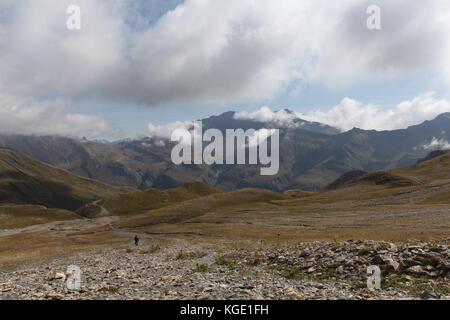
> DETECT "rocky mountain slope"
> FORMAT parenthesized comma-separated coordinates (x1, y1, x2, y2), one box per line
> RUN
(0, 112, 449, 192)
(0, 240, 448, 300)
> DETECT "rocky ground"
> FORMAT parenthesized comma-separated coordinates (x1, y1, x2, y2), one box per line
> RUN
(0, 239, 448, 300)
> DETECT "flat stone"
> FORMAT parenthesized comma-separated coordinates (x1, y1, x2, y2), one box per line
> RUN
(407, 265, 425, 274)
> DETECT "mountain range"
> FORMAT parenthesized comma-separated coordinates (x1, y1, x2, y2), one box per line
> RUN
(0, 111, 449, 192)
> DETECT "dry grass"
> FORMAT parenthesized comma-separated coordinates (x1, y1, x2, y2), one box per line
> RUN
(102, 182, 220, 216)
(0, 229, 127, 268)
(0, 204, 78, 229)
(114, 188, 286, 229)
(283, 189, 317, 198)
(110, 153, 450, 245)
(0, 151, 449, 268)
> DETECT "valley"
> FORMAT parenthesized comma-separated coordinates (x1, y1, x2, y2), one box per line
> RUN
(0, 147, 448, 300)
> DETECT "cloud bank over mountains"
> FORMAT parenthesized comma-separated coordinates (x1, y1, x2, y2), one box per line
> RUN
(147, 93, 450, 138)
(148, 120, 193, 140)
(304, 93, 450, 131)
(423, 137, 450, 151)
(1, 0, 450, 138)
(234, 93, 450, 132)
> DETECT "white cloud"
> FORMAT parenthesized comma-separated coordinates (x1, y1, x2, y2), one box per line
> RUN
(423, 137, 450, 150)
(234, 106, 306, 128)
(1, 0, 450, 107)
(233, 93, 450, 131)
(0, 92, 119, 138)
(309, 1, 450, 87)
(304, 92, 450, 131)
(0, 0, 125, 97)
(153, 139, 166, 147)
(147, 120, 193, 139)
(2, 0, 450, 138)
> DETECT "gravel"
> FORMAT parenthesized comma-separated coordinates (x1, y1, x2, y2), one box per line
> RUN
(0, 239, 448, 300)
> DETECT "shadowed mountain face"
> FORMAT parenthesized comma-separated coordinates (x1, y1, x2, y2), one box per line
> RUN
(0, 148, 133, 211)
(0, 112, 449, 192)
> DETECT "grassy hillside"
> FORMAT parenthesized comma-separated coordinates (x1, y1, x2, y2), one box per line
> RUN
(326, 171, 418, 190)
(98, 150, 450, 243)
(0, 151, 448, 268)
(77, 182, 221, 217)
(0, 204, 78, 229)
(0, 148, 133, 211)
(392, 150, 450, 183)
(115, 188, 286, 228)
(277, 150, 450, 206)
(282, 189, 317, 198)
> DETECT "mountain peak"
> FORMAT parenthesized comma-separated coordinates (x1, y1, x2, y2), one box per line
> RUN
(281, 108, 295, 114)
(434, 112, 450, 120)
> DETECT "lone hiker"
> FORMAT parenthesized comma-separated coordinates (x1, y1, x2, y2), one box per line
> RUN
(134, 235, 140, 246)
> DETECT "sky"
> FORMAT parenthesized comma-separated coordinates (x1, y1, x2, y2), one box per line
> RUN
(1, 0, 450, 140)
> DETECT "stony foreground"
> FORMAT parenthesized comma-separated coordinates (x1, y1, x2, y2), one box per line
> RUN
(0, 240, 448, 300)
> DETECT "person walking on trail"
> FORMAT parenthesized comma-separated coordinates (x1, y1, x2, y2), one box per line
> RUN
(134, 235, 140, 246)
